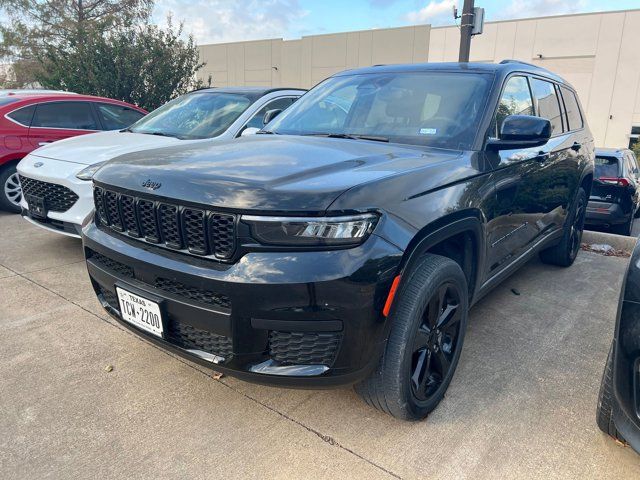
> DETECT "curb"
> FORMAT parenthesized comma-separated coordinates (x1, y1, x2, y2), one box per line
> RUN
(582, 230, 637, 253)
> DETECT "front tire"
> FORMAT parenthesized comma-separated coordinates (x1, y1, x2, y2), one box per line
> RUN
(596, 343, 625, 443)
(355, 254, 469, 420)
(0, 163, 22, 213)
(539, 187, 587, 267)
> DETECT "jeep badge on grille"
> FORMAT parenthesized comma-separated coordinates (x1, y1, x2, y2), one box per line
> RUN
(142, 179, 161, 190)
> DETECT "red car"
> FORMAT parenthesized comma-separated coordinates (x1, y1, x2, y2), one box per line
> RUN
(0, 93, 147, 212)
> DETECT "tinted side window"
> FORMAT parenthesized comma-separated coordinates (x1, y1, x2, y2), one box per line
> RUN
(96, 103, 145, 130)
(32, 102, 98, 130)
(6, 105, 36, 126)
(625, 153, 638, 175)
(245, 97, 297, 130)
(560, 86, 583, 131)
(494, 76, 534, 137)
(530, 78, 564, 135)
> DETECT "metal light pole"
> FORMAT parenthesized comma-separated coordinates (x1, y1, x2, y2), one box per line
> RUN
(458, 0, 475, 62)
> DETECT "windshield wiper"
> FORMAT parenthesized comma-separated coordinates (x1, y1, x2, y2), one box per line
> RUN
(304, 133, 389, 143)
(256, 129, 277, 135)
(148, 131, 180, 138)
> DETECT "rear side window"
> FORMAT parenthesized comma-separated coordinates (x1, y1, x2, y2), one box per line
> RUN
(6, 105, 36, 126)
(625, 153, 638, 175)
(594, 156, 620, 178)
(530, 78, 564, 135)
(96, 103, 145, 130)
(32, 102, 98, 130)
(560, 86, 583, 131)
(494, 76, 534, 137)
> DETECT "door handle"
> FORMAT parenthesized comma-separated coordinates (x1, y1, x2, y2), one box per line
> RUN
(570, 142, 581, 152)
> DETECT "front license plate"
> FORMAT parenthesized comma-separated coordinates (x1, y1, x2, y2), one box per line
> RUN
(116, 287, 163, 337)
(26, 194, 47, 219)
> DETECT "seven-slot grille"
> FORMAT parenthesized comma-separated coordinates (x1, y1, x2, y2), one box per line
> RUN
(93, 186, 236, 260)
(19, 175, 79, 212)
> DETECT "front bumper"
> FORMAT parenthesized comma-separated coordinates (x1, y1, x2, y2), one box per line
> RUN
(83, 222, 403, 387)
(585, 200, 628, 226)
(17, 155, 94, 234)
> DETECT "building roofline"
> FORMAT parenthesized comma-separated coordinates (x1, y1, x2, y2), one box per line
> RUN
(198, 8, 640, 49)
(431, 8, 640, 30)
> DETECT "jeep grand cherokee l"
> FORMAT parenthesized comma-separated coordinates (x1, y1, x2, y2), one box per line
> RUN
(83, 61, 594, 420)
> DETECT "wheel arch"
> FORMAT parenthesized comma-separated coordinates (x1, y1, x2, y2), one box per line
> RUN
(580, 170, 593, 199)
(398, 210, 485, 301)
(0, 157, 23, 171)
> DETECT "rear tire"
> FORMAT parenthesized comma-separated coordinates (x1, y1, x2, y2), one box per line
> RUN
(612, 216, 633, 236)
(0, 163, 22, 213)
(355, 254, 469, 420)
(596, 343, 626, 443)
(539, 187, 587, 267)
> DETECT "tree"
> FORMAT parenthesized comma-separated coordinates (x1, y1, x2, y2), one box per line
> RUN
(0, 1, 207, 110)
(0, 0, 153, 85)
(36, 18, 207, 111)
(632, 141, 640, 160)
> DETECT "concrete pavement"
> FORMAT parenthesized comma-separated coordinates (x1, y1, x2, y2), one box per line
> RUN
(2, 210, 640, 479)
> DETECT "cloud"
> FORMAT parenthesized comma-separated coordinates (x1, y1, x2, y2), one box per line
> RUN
(403, 0, 456, 25)
(152, 0, 308, 44)
(497, 0, 588, 19)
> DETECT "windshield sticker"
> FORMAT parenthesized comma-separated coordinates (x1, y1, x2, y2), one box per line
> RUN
(419, 128, 437, 135)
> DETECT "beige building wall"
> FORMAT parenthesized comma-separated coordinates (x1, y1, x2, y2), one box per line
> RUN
(198, 25, 430, 89)
(197, 9, 640, 148)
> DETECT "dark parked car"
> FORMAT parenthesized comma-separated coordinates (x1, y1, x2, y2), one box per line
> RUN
(585, 148, 640, 236)
(83, 60, 594, 420)
(597, 238, 640, 453)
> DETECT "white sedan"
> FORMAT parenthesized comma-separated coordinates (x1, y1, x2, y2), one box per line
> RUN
(17, 87, 305, 237)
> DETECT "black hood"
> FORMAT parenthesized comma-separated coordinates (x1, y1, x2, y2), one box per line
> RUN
(94, 135, 462, 213)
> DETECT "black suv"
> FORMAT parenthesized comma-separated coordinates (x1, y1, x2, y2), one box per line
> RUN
(585, 148, 640, 236)
(83, 61, 594, 420)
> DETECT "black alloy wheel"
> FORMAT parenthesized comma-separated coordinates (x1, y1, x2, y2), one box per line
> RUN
(569, 191, 586, 258)
(355, 254, 469, 420)
(540, 187, 587, 267)
(410, 282, 463, 402)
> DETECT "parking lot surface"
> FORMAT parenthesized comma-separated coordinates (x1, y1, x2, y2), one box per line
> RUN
(2, 210, 640, 479)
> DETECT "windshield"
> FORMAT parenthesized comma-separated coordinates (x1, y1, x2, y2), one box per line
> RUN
(595, 156, 621, 178)
(128, 92, 253, 140)
(267, 71, 492, 149)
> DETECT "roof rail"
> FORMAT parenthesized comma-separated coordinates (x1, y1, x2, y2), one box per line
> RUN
(498, 59, 564, 80)
(499, 59, 540, 68)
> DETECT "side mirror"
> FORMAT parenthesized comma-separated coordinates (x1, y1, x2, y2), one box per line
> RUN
(240, 127, 260, 137)
(263, 109, 282, 126)
(487, 115, 551, 151)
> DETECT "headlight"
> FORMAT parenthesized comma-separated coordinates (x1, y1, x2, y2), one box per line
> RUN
(76, 161, 107, 180)
(241, 213, 378, 246)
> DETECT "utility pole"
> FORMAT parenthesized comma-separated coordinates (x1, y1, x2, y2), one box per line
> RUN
(458, 0, 475, 63)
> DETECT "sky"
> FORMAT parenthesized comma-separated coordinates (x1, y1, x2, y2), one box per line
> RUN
(152, 0, 640, 45)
